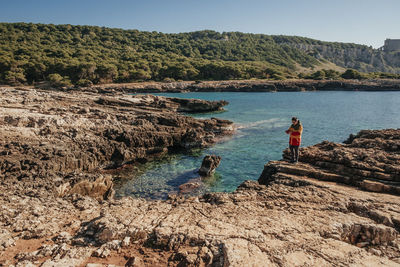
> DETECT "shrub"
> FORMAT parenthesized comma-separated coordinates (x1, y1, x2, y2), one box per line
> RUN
(162, 77, 175, 83)
(76, 79, 93, 87)
(4, 68, 26, 85)
(48, 73, 72, 87)
(341, 69, 364, 79)
(310, 70, 326, 80)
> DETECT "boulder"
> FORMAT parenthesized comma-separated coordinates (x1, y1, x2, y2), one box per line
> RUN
(178, 179, 202, 194)
(68, 175, 115, 201)
(198, 155, 221, 177)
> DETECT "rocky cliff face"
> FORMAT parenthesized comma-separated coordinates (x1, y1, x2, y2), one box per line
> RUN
(279, 42, 400, 73)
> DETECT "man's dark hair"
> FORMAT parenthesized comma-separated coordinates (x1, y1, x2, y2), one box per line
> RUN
(292, 117, 298, 121)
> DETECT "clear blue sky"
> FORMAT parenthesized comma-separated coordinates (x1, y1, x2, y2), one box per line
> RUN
(1, 0, 399, 48)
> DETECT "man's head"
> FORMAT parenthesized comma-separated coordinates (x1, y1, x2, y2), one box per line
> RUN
(292, 117, 298, 124)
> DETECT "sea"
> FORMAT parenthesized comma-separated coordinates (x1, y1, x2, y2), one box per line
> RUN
(114, 91, 400, 199)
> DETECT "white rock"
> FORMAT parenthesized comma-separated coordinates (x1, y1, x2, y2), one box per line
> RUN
(122, 236, 131, 247)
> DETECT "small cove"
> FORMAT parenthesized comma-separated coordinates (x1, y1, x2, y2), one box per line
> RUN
(114, 91, 400, 199)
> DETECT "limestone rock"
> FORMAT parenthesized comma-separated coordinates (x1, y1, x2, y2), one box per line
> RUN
(178, 179, 202, 194)
(339, 223, 397, 246)
(222, 238, 273, 266)
(261, 129, 400, 195)
(1, 87, 399, 266)
(178, 155, 222, 194)
(169, 97, 228, 113)
(198, 155, 221, 176)
(0, 229, 15, 251)
(68, 175, 114, 201)
(0, 88, 233, 182)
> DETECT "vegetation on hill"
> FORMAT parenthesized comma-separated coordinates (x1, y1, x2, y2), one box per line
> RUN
(0, 22, 399, 86)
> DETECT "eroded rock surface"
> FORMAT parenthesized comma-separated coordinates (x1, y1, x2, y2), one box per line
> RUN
(2, 176, 400, 266)
(1, 88, 399, 266)
(260, 129, 400, 195)
(71, 179, 400, 266)
(0, 87, 232, 198)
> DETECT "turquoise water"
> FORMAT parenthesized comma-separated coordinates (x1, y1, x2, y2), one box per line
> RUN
(114, 91, 400, 199)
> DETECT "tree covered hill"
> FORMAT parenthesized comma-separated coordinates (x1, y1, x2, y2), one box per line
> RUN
(0, 22, 399, 86)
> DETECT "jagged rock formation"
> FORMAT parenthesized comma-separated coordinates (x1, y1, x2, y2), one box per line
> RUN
(178, 155, 222, 194)
(0, 87, 232, 200)
(259, 129, 400, 195)
(198, 155, 221, 177)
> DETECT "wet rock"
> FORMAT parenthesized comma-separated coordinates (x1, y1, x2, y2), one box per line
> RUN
(178, 155, 222, 194)
(178, 179, 202, 194)
(198, 155, 221, 177)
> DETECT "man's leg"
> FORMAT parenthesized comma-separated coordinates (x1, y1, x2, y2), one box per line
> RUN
(294, 145, 299, 162)
(289, 145, 295, 162)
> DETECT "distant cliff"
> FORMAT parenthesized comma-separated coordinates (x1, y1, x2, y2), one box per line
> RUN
(275, 39, 400, 73)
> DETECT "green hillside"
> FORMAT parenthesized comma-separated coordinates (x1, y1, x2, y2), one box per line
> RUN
(0, 22, 399, 86)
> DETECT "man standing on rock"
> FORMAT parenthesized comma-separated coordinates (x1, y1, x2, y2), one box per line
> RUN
(285, 117, 303, 163)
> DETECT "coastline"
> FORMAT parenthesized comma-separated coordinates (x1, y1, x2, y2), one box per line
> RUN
(87, 79, 400, 94)
(0, 87, 399, 266)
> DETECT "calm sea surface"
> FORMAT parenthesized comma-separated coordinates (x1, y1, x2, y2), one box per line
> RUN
(114, 91, 400, 199)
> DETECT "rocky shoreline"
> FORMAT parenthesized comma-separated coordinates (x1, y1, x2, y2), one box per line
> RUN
(0, 87, 233, 199)
(0, 87, 399, 266)
(87, 79, 400, 94)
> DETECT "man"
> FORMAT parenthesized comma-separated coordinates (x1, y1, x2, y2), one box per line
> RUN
(285, 117, 303, 163)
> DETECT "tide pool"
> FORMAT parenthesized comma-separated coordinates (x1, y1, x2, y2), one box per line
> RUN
(114, 91, 400, 199)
